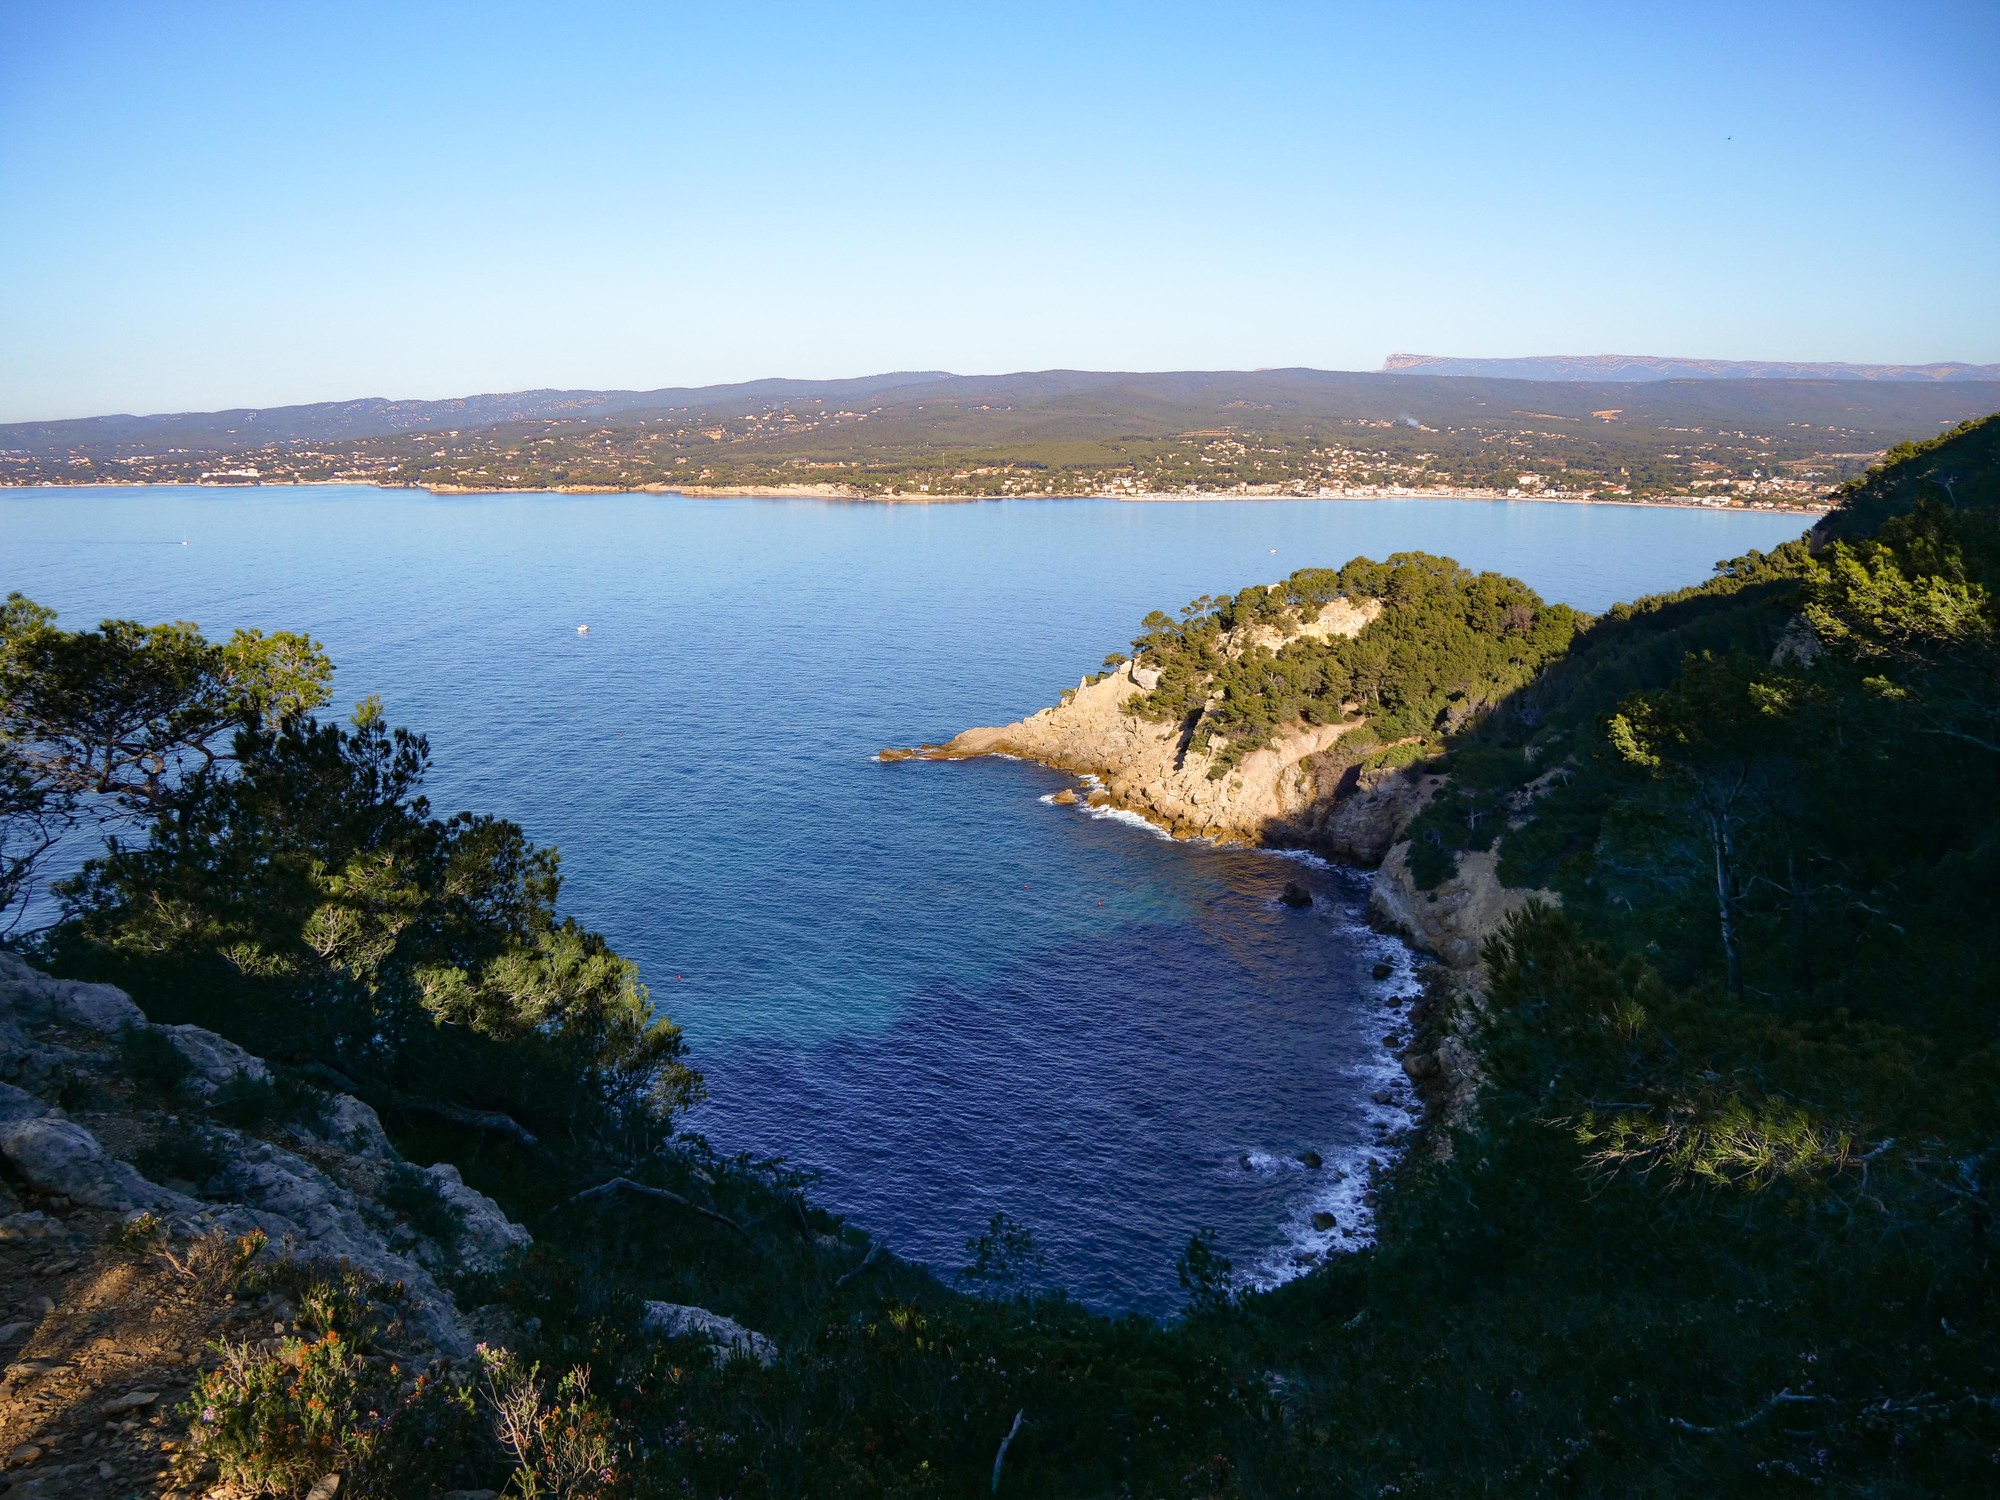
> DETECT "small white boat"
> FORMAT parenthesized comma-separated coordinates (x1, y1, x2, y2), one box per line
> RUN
(577, 624, 590, 635)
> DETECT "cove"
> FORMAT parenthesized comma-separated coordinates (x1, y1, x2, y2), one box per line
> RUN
(1, 485, 1813, 1312)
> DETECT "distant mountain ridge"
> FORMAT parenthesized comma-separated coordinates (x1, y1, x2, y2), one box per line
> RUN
(0, 371, 954, 454)
(1383, 353, 2000, 382)
(9, 365, 2000, 458)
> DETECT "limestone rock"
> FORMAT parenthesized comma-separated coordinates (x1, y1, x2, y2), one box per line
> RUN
(1310, 766, 1439, 866)
(641, 1301, 777, 1366)
(423, 1162, 532, 1271)
(1771, 614, 1823, 668)
(0, 1116, 173, 1211)
(0, 1212, 68, 1241)
(0, 1081, 48, 1125)
(1368, 844, 1555, 987)
(0, 954, 148, 1036)
(163, 1024, 271, 1094)
(53, 981, 146, 1036)
(320, 1093, 396, 1160)
(901, 600, 1386, 846)
(0, 953, 506, 1361)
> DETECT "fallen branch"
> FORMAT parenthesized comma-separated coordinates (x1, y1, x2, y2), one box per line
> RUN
(294, 1062, 365, 1097)
(834, 1237, 885, 1291)
(564, 1176, 749, 1240)
(786, 1194, 817, 1240)
(1669, 1388, 1831, 1435)
(991, 1409, 1025, 1493)
(397, 1097, 539, 1149)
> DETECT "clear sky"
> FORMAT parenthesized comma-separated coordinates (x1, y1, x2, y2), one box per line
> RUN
(2, 0, 1996, 421)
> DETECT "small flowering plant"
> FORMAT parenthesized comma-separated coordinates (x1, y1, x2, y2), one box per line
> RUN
(176, 1329, 398, 1494)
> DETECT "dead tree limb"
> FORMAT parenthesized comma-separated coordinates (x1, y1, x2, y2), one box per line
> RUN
(991, 1409, 1026, 1493)
(834, 1237, 885, 1291)
(1669, 1388, 1831, 1435)
(397, 1097, 539, 1149)
(563, 1176, 749, 1240)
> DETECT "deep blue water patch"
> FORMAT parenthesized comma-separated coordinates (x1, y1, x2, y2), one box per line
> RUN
(2, 486, 1811, 1311)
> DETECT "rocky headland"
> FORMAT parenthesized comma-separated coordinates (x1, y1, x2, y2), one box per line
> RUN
(887, 593, 1548, 986)
(887, 598, 1425, 851)
(886, 584, 1563, 1131)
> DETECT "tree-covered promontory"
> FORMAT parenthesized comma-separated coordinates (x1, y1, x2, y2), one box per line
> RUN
(1117, 554, 1580, 773)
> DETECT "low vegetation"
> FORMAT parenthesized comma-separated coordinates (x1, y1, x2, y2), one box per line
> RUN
(1, 411, 1995, 1495)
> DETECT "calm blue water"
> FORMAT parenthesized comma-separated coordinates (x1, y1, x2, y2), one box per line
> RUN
(2, 486, 1811, 1311)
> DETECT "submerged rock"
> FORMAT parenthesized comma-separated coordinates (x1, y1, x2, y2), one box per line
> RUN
(1310, 1211, 1337, 1232)
(1297, 1149, 1323, 1170)
(1279, 882, 1313, 909)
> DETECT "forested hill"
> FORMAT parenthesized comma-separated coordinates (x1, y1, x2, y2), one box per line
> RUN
(6, 366, 1998, 501)
(1385, 352, 2000, 382)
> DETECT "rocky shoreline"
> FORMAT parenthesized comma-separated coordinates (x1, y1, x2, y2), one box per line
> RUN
(885, 614, 1558, 1139)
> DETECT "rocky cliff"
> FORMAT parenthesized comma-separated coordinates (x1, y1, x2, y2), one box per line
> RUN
(889, 588, 1553, 981)
(890, 597, 1440, 858)
(889, 593, 1566, 1138)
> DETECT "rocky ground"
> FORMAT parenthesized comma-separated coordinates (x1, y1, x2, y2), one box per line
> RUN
(0, 953, 529, 1498)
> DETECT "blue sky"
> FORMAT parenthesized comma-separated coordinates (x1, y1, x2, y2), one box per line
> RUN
(1, 0, 1995, 420)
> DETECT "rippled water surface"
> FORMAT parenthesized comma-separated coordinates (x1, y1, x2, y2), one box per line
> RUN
(2, 486, 1812, 1310)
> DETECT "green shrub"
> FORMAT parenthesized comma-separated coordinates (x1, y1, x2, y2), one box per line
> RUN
(382, 1163, 465, 1250)
(178, 1331, 393, 1493)
(960, 1211, 1045, 1289)
(210, 1069, 329, 1131)
(106, 1210, 165, 1254)
(134, 1128, 225, 1189)
(119, 1023, 192, 1101)
(1175, 1228, 1234, 1315)
(248, 1259, 410, 1348)
(178, 1330, 483, 1498)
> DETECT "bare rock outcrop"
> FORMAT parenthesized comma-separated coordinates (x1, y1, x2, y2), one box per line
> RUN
(891, 598, 1429, 854)
(0, 951, 534, 1357)
(1367, 844, 1551, 985)
(641, 1300, 777, 1366)
(422, 1161, 534, 1273)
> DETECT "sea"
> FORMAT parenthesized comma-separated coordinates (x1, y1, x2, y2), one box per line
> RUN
(2, 485, 1813, 1313)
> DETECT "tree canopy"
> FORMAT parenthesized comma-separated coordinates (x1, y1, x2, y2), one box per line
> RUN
(1119, 553, 1579, 773)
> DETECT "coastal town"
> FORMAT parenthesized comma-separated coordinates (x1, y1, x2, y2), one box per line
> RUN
(0, 372, 1911, 511)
